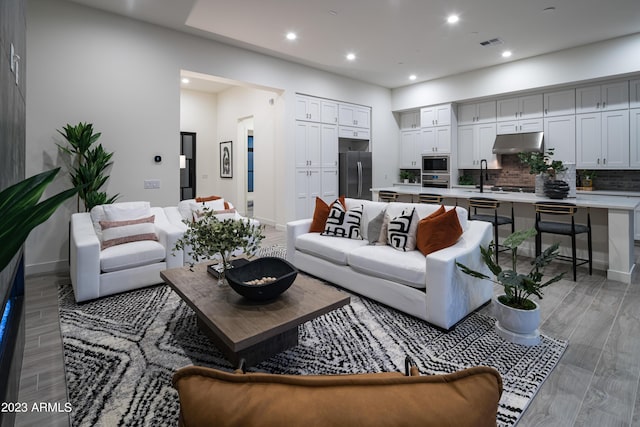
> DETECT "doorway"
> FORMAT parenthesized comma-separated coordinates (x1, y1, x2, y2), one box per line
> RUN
(247, 131, 254, 216)
(180, 132, 196, 200)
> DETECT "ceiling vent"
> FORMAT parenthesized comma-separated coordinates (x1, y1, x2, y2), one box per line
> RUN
(479, 38, 504, 47)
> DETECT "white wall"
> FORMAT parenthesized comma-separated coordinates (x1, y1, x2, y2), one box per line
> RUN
(392, 33, 640, 111)
(25, 0, 395, 273)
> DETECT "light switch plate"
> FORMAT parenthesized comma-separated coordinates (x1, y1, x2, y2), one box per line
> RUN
(144, 179, 161, 189)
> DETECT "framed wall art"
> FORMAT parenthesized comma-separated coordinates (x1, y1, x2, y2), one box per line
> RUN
(220, 141, 232, 178)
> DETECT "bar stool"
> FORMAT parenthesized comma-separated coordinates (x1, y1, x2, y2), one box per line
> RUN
(418, 193, 444, 204)
(534, 202, 592, 281)
(468, 197, 515, 263)
(378, 191, 399, 203)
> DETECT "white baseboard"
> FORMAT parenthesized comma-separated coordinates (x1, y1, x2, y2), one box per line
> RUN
(26, 260, 69, 277)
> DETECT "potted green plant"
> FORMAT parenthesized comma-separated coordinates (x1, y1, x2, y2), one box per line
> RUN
(173, 208, 265, 284)
(518, 148, 567, 196)
(456, 228, 564, 345)
(1, 168, 79, 272)
(399, 170, 412, 184)
(57, 122, 119, 212)
(580, 170, 597, 188)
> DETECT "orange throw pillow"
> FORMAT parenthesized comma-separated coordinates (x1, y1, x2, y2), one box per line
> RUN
(309, 196, 346, 233)
(195, 195, 221, 202)
(416, 206, 462, 256)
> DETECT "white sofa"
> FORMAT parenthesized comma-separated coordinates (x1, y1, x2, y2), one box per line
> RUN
(70, 202, 184, 302)
(164, 198, 260, 265)
(286, 198, 494, 330)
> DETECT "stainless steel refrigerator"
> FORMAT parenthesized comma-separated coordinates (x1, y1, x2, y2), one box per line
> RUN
(339, 152, 372, 200)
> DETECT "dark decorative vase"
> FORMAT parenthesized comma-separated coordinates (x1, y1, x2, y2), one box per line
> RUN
(543, 180, 569, 199)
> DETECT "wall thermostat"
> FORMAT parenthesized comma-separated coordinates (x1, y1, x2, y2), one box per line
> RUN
(154, 155, 162, 163)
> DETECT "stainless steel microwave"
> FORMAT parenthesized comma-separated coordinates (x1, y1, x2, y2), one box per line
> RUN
(422, 155, 450, 174)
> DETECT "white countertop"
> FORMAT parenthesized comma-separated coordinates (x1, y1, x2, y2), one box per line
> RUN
(373, 185, 640, 210)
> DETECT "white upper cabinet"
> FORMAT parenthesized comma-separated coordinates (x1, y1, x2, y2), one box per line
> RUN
(630, 79, 640, 109)
(339, 104, 370, 129)
(543, 89, 576, 117)
(544, 115, 576, 164)
(496, 118, 543, 135)
(321, 100, 339, 124)
(399, 111, 420, 129)
(576, 81, 629, 113)
(295, 95, 321, 122)
(421, 104, 452, 127)
(497, 94, 543, 121)
(422, 126, 451, 153)
(457, 123, 499, 169)
(576, 110, 629, 169)
(458, 101, 496, 125)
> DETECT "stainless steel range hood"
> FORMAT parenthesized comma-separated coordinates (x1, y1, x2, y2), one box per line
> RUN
(492, 132, 544, 154)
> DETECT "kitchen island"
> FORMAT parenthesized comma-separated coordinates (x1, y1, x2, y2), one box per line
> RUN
(372, 186, 640, 284)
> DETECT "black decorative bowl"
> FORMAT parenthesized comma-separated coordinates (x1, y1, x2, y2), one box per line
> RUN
(543, 180, 570, 199)
(225, 257, 298, 301)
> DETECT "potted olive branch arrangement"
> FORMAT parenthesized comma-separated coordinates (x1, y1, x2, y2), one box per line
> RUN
(518, 149, 567, 197)
(173, 208, 265, 285)
(456, 228, 564, 345)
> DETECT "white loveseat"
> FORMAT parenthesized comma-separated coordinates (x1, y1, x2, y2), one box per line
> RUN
(70, 201, 184, 302)
(286, 198, 493, 330)
(164, 198, 260, 265)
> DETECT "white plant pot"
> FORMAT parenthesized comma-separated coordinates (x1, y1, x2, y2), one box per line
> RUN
(534, 173, 547, 197)
(493, 295, 541, 346)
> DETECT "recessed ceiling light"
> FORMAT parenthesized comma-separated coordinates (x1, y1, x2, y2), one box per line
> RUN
(181, 78, 190, 84)
(447, 15, 459, 24)
(286, 32, 297, 41)
(502, 50, 512, 58)
(346, 53, 356, 61)
(409, 74, 417, 81)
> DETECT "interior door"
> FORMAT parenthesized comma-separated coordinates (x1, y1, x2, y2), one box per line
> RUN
(180, 132, 196, 200)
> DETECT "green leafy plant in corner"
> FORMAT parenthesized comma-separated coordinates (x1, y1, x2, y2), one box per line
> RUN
(0, 168, 79, 272)
(399, 170, 412, 181)
(173, 208, 265, 279)
(57, 122, 119, 212)
(518, 148, 566, 177)
(456, 228, 565, 310)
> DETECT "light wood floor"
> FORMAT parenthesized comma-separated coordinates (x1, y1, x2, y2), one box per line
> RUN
(15, 225, 640, 426)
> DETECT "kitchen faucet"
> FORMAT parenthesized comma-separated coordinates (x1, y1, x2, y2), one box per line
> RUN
(479, 159, 488, 193)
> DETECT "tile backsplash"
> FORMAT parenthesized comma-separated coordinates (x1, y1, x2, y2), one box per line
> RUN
(460, 154, 640, 192)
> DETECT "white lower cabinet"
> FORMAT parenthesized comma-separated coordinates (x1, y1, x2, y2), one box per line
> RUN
(636, 207, 640, 241)
(295, 168, 321, 219)
(630, 108, 640, 169)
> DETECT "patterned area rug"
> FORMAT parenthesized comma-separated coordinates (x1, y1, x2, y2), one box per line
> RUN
(59, 245, 567, 426)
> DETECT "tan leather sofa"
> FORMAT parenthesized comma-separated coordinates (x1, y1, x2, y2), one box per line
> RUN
(172, 364, 502, 427)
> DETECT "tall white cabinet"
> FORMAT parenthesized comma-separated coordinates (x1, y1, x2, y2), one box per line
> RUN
(295, 95, 370, 218)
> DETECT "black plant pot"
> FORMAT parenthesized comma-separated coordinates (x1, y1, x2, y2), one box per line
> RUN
(543, 180, 569, 199)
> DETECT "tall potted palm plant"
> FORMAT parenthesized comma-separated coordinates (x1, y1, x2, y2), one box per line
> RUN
(57, 122, 119, 212)
(456, 228, 564, 345)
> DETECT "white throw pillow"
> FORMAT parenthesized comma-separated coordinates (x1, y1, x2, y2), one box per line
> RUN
(103, 202, 151, 221)
(387, 208, 419, 252)
(321, 203, 363, 240)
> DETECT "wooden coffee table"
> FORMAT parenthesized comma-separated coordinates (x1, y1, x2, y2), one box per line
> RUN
(160, 262, 350, 367)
